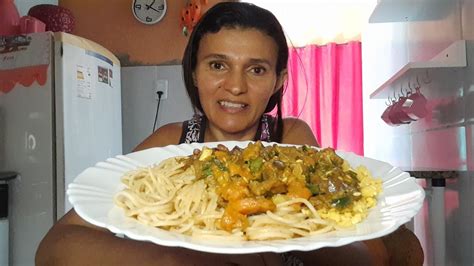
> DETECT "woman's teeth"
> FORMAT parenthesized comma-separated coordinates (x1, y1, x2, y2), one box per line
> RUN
(219, 101, 246, 108)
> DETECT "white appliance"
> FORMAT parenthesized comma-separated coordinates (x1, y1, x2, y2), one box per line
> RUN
(0, 32, 122, 265)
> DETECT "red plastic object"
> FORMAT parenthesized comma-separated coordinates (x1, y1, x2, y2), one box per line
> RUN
(28, 4, 75, 33)
(381, 88, 428, 126)
(19, 16, 46, 34)
(404, 88, 428, 120)
(0, 0, 21, 36)
(381, 104, 396, 126)
(390, 96, 416, 124)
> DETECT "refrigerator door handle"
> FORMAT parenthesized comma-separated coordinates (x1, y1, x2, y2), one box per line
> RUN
(0, 171, 18, 181)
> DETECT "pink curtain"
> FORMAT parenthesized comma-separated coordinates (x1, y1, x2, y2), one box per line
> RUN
(283, 41, 364, 155)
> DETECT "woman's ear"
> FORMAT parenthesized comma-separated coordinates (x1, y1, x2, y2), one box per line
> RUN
(192, 72, 197, 86)
(275, 69, 288, 93)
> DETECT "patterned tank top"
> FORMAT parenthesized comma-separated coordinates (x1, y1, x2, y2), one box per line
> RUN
(179, 114, 275, 144)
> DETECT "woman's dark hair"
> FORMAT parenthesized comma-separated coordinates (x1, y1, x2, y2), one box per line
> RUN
(182, 2, 288, 142)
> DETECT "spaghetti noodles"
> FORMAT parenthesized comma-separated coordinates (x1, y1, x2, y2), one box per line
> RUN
(114, 142, 382, 241)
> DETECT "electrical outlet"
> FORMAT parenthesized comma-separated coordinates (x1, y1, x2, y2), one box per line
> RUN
(155, 79, 168, 100)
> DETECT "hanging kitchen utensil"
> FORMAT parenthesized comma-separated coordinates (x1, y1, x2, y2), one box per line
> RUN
(403, 77, 428, 120)
(381, 96, 397, 126)
(390, 95, 416, 125)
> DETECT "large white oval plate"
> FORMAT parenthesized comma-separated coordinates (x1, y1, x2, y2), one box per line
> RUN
(67, 141, 425, 254)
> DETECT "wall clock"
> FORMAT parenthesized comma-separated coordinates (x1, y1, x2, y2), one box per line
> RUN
(132, 0, 167, 25)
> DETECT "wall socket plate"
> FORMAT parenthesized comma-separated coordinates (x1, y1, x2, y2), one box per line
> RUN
(155, 79, 168, 100)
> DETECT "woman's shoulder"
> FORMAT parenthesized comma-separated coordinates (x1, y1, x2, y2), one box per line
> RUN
(133, 122, 183, 151)
(281, 117, 319, 147)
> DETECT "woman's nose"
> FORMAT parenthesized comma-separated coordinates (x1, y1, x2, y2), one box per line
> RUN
(225, 71, 247, 95)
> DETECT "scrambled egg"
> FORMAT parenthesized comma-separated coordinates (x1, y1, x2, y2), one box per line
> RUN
(318, 166, 382, 227)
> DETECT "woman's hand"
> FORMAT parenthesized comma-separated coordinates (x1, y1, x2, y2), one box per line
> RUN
(35, 209, 282, 266)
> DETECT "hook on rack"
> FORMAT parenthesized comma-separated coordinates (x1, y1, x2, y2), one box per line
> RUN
(399, 84, 406, 98)
(408, 78, 413, 92)
(386, 91, 395, 106)
(416, 75, 422, 90)
(423, 69, 432, 84)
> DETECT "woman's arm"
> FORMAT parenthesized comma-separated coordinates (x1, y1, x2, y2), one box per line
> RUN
(36, 210, 277, 266)
(291, 238, 389, 266)
(133, 122, 183, 150)
(36, 122, 281, 266)
(35, 124, 177, 265)
(282, 117, 319, 147)
(36, 209, 176, 266)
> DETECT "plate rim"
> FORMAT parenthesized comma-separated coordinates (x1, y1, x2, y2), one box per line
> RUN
(68, 141, 425, 254)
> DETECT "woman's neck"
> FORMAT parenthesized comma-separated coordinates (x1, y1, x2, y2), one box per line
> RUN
(204, 122, 259, 142)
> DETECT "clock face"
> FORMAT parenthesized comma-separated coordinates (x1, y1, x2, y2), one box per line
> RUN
(132, 0, 167, 25)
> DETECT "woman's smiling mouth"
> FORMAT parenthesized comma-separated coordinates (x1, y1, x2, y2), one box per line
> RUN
(218, 100, 248, 111)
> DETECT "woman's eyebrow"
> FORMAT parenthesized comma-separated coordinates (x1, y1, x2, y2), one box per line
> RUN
(202, 54, 272, 65)
(202, 54, 228, 60)
(248, 58, 272, 66)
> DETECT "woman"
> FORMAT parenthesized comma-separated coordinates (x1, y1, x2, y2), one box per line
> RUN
(135, 3, 317, 149)
(36, 3, 387, 265)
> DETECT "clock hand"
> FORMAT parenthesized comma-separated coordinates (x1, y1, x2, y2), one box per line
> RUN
(147, 4, 164, 12)
(145, 0, 155, 10)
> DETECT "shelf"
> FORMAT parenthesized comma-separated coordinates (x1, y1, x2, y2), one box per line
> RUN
(369, 40, 467, 99)
(369, 0, 454, 23)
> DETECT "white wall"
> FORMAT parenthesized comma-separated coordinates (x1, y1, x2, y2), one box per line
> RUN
(121, 65, 194, 153)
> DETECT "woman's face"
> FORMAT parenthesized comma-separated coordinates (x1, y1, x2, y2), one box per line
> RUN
(193, 27, 284, 139)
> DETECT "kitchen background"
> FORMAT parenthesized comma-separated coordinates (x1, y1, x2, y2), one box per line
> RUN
(363, 1, 473, 265)
(1, 0, 473, 265)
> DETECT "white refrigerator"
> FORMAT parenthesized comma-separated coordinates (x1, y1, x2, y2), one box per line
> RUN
(0, 32, 122, 265)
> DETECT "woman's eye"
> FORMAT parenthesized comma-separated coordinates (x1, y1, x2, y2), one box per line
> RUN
(210, 62, 225, 70)
(251, 67, 266, 75)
